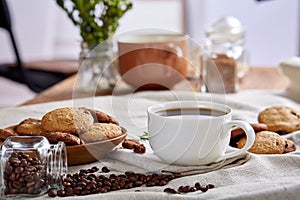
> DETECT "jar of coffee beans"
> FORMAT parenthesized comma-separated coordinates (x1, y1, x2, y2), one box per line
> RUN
(0, 136, 68, 198)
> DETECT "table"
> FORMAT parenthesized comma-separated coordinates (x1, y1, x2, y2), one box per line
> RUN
(5, 90, 300, 200)
(21, 67, 289, 106)
(5, 64, 300, 199)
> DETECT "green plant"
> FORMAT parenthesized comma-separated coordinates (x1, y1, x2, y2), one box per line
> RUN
(56, 0, 132, 49)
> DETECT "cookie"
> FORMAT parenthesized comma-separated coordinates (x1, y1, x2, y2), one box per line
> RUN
(86, 108, 119, 125)
(18, 118, 41, 125)
(0, 125, 18, 139)
(41, 108, 94, 134)
(16, 118, 45, 135)
(237, 131, 286, 154)
(42, 132, 82, 146)
(258, 106, 300, 134)
(80, 123, 123, 143)
(284, 139, 297, 153)
(230, 123, 268, 147)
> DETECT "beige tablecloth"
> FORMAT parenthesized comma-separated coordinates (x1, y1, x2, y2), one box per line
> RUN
(1, 90, 300, 200)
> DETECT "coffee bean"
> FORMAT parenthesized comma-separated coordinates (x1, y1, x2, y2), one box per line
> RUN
(12, 181, 22, 189)
(20, 171, 30, 177)
(173, 173, 182, 178)
(86, 183, 96, 190)
(6, 165, 14, 174)
(124, 182, 133, 189)
(19, 187, 27, 193)
(195, 182, 201, 190)
(27, 186, 34, 194)
(9, 173, 16, 181)
(178, 185, 190, 193)
(146, 181, 155, 187)
(33, 188, 42, 195)
(32, 172, 39, 181)
(34, 179, 45, 189)
(79, 169, 89, 174)
(200, 186, 209, 192)
(111, 183, 121, 191)
(134, 181, 143, 187)
(25, 166, 36, 172)
(14, 166, 24, 174)
(57, 189, 66, 197)
(65, 187, 75, 196)
(125, 171, 135, 176)
(9, 157, 21, 166)
(81, 190, 91, 195)
(63, 181, 71, 187)
(24, 175, 34, 182)
(129, 175, 137, 182)
(9, 188, 18, 194)
(158, 180, 168, 186)
(77, 181, 87, 187)
(20, 159, 27, 167)
(146, 175, 152, 182)
(164, 188, 177, 194)
(99, 188, 107, 193)
(102, 166, 110, 173)
(48, 189, 57, 197)
(91, 166, 99, 172)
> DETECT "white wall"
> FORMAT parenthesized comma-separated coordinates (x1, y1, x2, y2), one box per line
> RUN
(0, 0, 299, 66)
(0, 0, 184, 63)
(186, 0, 299, 66)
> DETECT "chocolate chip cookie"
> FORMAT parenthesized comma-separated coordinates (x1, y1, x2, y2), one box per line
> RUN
(16, 118, 45, 135)
(86, 108, 119, 125)
(41, 108, 94, 134)
(237, 131, 286, 154)
(80, 123, 123, 143)
(258, 106, 300, 134)
(0, 125, 18, 139)
(230, 123, 268, 147)
(284, 139, 297, 153)
(42, 132, 82, 145)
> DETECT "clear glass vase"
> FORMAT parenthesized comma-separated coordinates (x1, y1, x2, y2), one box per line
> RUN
(78, 40, 119, 92)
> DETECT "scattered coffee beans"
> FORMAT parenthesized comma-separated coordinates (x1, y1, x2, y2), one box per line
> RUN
(164, 182, 215, 194)
(3, 151, 54, 196)
(48, 166, 183, 197)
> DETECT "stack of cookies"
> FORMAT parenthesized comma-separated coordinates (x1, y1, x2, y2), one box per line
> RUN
(231, 106, 299, 154)
(0, 107, 124, 146)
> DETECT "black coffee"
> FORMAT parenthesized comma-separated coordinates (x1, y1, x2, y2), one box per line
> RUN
(156, 108, 226, 118)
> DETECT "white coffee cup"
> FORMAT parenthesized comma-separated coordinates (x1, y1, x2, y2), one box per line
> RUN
(147, 101, 255, 166)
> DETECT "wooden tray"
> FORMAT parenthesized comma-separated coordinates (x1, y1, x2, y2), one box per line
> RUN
(66, 131, 127, 166)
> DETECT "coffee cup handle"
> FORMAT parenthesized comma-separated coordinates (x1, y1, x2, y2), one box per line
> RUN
(216, 120, 255, 161)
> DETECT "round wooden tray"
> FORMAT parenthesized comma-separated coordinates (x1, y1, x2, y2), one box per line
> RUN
(66, 132, 127, 166)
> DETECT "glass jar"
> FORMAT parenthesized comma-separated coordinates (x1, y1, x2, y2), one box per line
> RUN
(0, 136, 67, 198)
(78, 40, 119, 92)
(205, 16, 249, 79)
(202, 39, 239, 93)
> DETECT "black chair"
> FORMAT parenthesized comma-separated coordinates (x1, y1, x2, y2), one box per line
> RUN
(0, 0, 71, 93)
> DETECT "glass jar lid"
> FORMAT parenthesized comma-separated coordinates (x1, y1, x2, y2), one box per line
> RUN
(205, 16, 245, 42)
